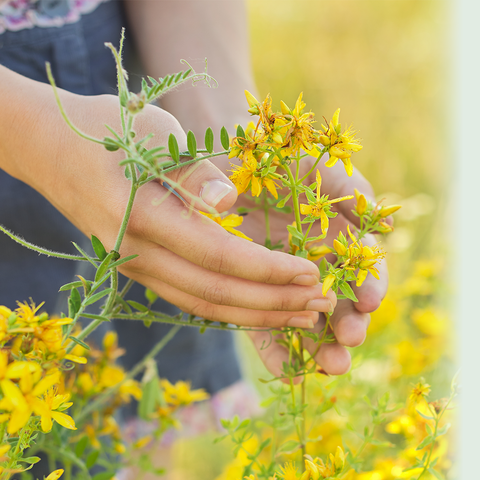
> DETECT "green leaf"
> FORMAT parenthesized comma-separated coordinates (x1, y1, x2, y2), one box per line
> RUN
(91, 235, 108, 261)
(95, 252, 115, 283)
(187, 130, 197, 158)
(437, 423, 451, 436)
(68, 287, 82, 317)
(168, 133, 180, 163)
(20, 456, 41, 464)
(213, 434, 228, 444)
(127, 300, 150, 313)
(416, 435, 433, 450)
(286, 225, 304, 240)
(139, 377, 161, 420)
(277, 440, 301, 453)
(205, 127, 214, 153)
(276, 193, 292, 209)
(59, 281, 85, 292)
(83, 288, 114, 307)
(68, 336, 91, 351)
(428, 468, 444, 480)
(86, 450, 100, 469)
(220, 126, 230, 150)
(416, 409, 435, 421)
(92, 472, 115, 480)
(75, 436, 89, 458)
(115, 295, 132, 314)
(339, 281, 358, 302)
(145, 288, 158, 304)
(109, 254, 139, 269)
(236, 125, 246, 138)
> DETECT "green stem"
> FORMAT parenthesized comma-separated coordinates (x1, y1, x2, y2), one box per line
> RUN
(263, 191, 271, 246)
(114, 164, 138, 252)
(299, 334, 306, 460)
(0, 224, 88, 262)
(46, 63, 105, 146)
(76, 325, 181, 423)
(283, 165, 302, 235)
(299, 151, 325, 184)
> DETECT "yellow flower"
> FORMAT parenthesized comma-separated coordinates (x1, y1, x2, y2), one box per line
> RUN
(274, 93, 321, 157)
(410, 380, 431, 404)
(279, 462, 298, 480)
(35, 388, 76, 433)
(299, 170, 353, 235)
(200, 212, 252, 241)
(0, 370, 61, 433)
(229, 152, 279, 199)
(160, 379, 209, 406)
(307, 245, 332, 261)
(322, 109, 362, 176)
(340, 226, 386, 287)
(322, 274, 336, 297)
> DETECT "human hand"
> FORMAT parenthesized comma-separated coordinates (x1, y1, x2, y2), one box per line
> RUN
(0, 70, 336, 328)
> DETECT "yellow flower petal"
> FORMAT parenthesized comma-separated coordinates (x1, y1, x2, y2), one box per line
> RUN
(51, 411, 76, 430)
(319, 209, 329, 235)
(325, 156, 339, 168)
(1, 380, 28, 411)
(46, 469, 64, 480)
(333, 240, 347, 256)
(251, 176, 262, 197)
(356, 269, 368, 287)
(32, 372, 60, 397)
(342, 157, 354, 177)
(41, 413, 53, 433)
(64, 354, 87, 364)
(7, 407, 31, 434)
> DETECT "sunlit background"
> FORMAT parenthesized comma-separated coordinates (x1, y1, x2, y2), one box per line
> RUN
(165, 2, 455, 479)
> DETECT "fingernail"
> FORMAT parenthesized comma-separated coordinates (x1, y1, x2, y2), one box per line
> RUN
(287, 317, 314, 329)
(306, 299, 334, 312)
(200, 180, 234, 208)
(291, 275, 319, 286)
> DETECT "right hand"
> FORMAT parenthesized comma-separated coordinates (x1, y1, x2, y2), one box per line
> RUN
(1, 71, 336, 328)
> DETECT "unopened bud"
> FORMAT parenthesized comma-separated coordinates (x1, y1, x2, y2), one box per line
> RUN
(280, 100, 290, 115)
(272, 132, 284, 144)
(319, 134, 330, 146)
(332, 108, 340, 126)
(308, 245, 332, 261)
(333, 239, 347, 256)
(126, 92, 146, 114)
(245, 90, 260, 108)
(379, 205, 401, 217)
(247, 106, 260, 115)
(378, 220, 394, 233)
(305, 460, 320, 480)
(334, 446, 346, 472)
(356, 194, 367, 215)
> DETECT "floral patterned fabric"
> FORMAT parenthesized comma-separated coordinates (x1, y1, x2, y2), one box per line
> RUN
(0, 0, 108, 34)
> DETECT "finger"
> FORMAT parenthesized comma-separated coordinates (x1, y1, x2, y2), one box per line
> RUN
(329, 300, 370, 347)
(165, 158, 238, 213)
(127, 184, 321, 285)
(139, 107, 237, 213)
(247, 330, 302, 385)
(302, 318, 352, 375)
(351, 234, 389, 313)
(124, 270, 320, 329)
(123, 240, 337, 312)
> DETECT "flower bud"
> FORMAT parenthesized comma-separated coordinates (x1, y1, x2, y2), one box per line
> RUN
(322, 274, 336, 297)
(319, 134, 330, 146)
(305, 460, 320, 480)
(378, 220, 394, 233)
(356, 194, 367, 215)
(308, 245, 332, 261)
(280, 100, 291, 115)
(379, 205, 401, 217)
(272, 132, 284, 144)
(245, 90, 260, 108)
(247, 106, 260, 115)
(334, 446, 346, 472)
(126, 92, 146, 114)
(333, 239, 347, 256)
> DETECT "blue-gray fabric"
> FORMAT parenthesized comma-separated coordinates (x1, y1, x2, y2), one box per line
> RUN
(0, 0, 241, 407)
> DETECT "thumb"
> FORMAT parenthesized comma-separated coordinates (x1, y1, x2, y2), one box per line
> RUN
(165, 158, 237, 213)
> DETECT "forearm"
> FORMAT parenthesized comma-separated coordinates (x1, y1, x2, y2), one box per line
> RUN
(124, 0, 256, 138)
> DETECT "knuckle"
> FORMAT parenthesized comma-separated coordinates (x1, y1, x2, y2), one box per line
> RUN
(201, 281, 231, 306)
